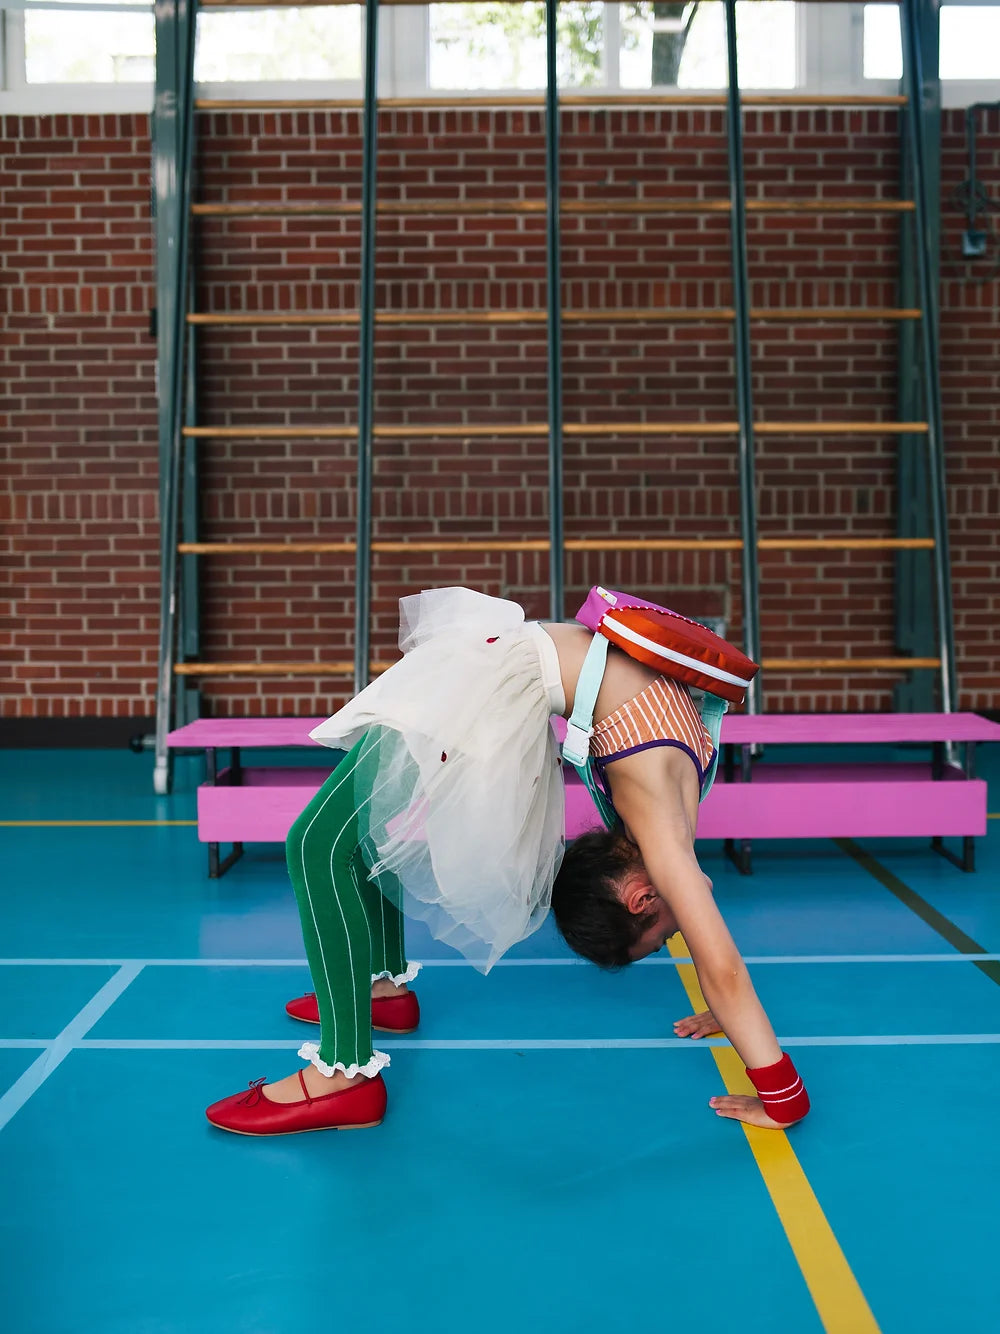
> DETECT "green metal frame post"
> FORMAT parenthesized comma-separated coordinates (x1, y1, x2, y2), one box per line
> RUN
(152, 0, 198, 794)
(178, 246, 202, 727)
(545, 0, 565, 620)
(895, 0, 944, 711)
(723, 0, 762, 712)
(354, 0, 380, 692)
(899, 0, 956, 712)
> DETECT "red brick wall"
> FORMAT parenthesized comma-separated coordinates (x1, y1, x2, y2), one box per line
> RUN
(2, 106, 997, 720)
(1, 114, 158, 719)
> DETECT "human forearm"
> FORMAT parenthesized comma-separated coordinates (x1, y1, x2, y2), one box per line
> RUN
(627, 801, 807, 1121)
(695, 963, 782, 1071)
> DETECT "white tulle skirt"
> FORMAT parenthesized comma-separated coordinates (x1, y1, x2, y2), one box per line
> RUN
(309, 588, 568, 972)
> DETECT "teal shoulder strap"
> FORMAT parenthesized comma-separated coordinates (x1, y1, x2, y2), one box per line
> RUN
(561, 634, 617, 831)
(562, 633, 608, 767)
(697, 693, 728, 801)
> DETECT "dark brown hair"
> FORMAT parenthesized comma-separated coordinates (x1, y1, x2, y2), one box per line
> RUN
(551, 829, 657, 969)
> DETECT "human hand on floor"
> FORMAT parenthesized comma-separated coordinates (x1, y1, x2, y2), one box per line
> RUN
(708, 1094, 802, 1130)
(673, 1009, 723, 1039)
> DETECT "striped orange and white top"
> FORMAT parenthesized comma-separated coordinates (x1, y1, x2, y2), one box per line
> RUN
(590, 676, 715, 789)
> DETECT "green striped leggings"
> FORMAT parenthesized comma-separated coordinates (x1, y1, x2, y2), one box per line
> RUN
(286, 730, 415, 1077)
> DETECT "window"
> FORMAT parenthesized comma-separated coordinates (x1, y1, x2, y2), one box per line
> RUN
(427, 0, 798, 91)
(864, 2, 1000, 82)
(863, 4, 902, 80)
(15, 1, 363, 86)
(194, 6, 363, 83)
(23, 0, 153, 84)
(429, 2, 605, 89)
(940, 5, 1000, 78)
(620, 1, 796, 90)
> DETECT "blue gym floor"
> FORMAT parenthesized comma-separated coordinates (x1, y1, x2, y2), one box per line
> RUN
(3, 745, 1000, 1334)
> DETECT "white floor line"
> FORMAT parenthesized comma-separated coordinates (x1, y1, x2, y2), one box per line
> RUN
(0, 958, 316, 968)
(2, 954, 1000, 968)
(0, 964, 143, 1133)
(2, 1033, 999, 1054)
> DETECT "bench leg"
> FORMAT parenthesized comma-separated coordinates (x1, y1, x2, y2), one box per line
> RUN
(209, 841, 245, 878)
(931, 835, 975, 873)
(204, 745, 246, 877)
(724, 838, 753, 876)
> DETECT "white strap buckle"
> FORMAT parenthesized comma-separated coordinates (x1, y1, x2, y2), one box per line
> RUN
(562, 720, 594, 768)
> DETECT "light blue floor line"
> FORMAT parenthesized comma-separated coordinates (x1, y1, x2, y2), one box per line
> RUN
(4, 953, 1000, 968)
(0, 963, 143, 1133)
(3, 1033, 1000, 1053)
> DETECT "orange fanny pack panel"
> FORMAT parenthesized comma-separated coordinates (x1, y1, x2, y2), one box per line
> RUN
(575, 587, 760, 706)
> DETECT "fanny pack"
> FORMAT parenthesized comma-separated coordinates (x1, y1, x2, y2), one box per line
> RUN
(562, 586, 760, 829)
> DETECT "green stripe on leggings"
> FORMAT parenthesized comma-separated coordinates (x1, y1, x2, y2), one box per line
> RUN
(286, 729, 409, 1070)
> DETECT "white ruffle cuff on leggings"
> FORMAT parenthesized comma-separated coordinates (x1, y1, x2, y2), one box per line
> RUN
(372, 961, 422, 986)
(299, 1043, 391, 1080)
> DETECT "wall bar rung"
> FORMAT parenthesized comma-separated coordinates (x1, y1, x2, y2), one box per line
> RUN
(187, 307, 923, 327)
(173, 662, 375, 676)
(177, 537, 937, 556)
(749, 308, 921, 322)
(182, 420, 930, 440)
(191, 198, 916, 218)
(173, 655, 943, 678)
(762, 657, 942, 671)
(759, 538, 935, 550)
(754, 421, 929, 435)
(196, 95, 909, 111)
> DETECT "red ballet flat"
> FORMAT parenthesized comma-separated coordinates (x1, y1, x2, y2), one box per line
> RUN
(372, 992, 420, 1033)
(206, 1071, 387, 1136)
(285, 990, 420, 1034)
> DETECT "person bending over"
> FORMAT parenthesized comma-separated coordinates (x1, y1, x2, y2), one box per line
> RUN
(206, 588, 808, 1136)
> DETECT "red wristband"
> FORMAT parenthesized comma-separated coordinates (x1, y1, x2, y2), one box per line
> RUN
(745, 1053, 810, 1124)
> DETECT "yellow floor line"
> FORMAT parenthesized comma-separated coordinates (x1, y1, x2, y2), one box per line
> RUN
(0, 820, 198, 828)
(667, 936, 880, 1334)
(988, 813, 999, 820)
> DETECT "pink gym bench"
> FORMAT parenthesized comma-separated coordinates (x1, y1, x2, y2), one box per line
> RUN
(166, 712, 1000, 877)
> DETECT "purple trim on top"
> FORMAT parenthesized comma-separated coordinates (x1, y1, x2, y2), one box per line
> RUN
(594, 739, 713, 792)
